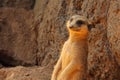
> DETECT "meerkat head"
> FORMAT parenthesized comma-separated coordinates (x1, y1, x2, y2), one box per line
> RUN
(67, 15, 94, 38)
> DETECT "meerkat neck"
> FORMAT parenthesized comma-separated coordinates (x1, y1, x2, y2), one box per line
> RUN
(69, 32, 88, 42)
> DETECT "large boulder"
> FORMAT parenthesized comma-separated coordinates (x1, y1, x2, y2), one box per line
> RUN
(0, 8, 37, 66)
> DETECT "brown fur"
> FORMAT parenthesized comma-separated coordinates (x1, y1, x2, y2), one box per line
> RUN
(51, 15, 92, 80)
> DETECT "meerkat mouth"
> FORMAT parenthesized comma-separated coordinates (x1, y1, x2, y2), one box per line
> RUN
(70, 27, 81, 31)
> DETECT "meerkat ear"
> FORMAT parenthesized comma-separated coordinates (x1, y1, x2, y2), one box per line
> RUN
(88, 21, 95, 31)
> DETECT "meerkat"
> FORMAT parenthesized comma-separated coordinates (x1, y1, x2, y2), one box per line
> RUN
(51, 15, 94, 80)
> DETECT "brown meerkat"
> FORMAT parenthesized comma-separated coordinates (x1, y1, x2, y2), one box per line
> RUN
(51, 15, 94, 80)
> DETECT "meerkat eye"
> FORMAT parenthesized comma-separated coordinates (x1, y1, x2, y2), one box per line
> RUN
(76, 20, 85, 26)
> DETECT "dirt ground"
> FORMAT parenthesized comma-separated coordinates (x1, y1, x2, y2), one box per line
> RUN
(0, 66, 52, 80)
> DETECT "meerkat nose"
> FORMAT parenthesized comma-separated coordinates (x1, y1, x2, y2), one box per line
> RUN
(69, 25, 74, 28)
(69, 23, 74, 28)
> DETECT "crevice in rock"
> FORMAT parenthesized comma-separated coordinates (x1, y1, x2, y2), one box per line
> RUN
(32, 19, 40, 66)
(31, 0, 36, 9)
(0, 50, 18, 67)
(0, 50, 34, 67)
(33, 0, 50, 66)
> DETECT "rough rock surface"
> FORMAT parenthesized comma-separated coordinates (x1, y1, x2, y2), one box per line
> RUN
(0, 0, 120, 80)
(0, 0, 35, 10)
(34, 0, 120, 80)
(0, 66, 52, 80)
(107, 0, 120, 66)
(0, 8, 37, 66)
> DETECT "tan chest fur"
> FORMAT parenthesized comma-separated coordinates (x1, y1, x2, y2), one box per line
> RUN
(61, 40, 88, 71)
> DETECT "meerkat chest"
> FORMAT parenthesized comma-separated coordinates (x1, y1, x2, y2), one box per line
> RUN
(61, 48, 72, 69)
(61, 42, 81, 69)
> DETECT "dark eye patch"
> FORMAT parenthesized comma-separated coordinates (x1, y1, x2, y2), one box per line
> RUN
(76, 20, 85, 26)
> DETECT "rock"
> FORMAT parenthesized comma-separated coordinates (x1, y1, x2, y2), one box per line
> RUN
(0, 0, 35, 10)
(0, 66, 52, 80)
(0, 8, 37, 67)
(107, 0, 120, 66)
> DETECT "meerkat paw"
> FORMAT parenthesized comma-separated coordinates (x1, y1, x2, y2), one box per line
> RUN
(51, 76, 57, 80)
(58, 75, 67, 80)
